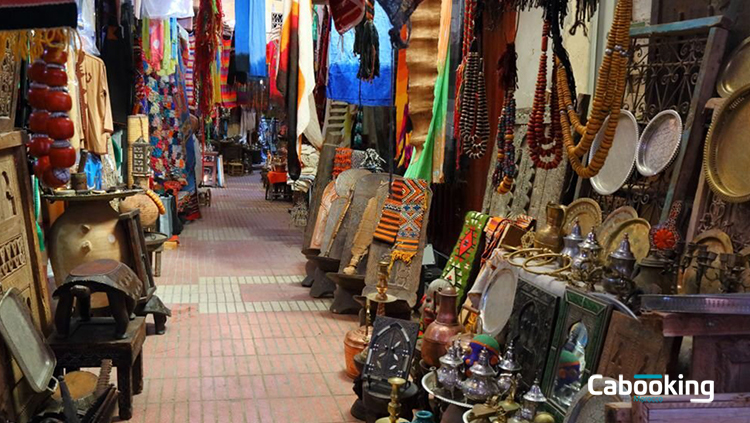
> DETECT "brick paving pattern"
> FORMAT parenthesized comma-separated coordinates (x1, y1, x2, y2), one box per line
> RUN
(127, 175, 358, 422)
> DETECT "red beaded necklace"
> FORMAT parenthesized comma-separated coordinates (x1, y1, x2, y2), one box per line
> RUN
(527, 21, 563, 170)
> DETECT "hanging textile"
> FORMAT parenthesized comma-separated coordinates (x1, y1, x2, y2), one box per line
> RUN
(195, 0, 224, 116)
(394, 25, 410, 168)
(186, 33, 196, 110)
(374, 0, 423, 48)
(278, 0, 324, 174)
(0, 0, 76, 30)
(326, 0, 392, 107)
(329, 0, 364, 34)
(372, 179, 430, 265)
(441, 211, 490, 298)
(404, 0, 451, 182)
(235, 0, 268, 77)
(221, 37, 237, 108)
(140, 0, 194, 19)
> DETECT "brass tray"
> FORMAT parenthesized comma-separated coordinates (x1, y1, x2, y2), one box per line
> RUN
(716, 36, 750, 98)
(703, 84, 750, 202)
(589, 111, 639, 195)
(562, 198, 602, 236)
(679, 229, 733, 294)
(636, 110, 683, 177)
(597, 205, 638, 247)
(603, 218, 651, 262)
(479, 265, 518, 336)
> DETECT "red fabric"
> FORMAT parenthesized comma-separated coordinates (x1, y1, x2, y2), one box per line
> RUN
(267, 171, 288, 185)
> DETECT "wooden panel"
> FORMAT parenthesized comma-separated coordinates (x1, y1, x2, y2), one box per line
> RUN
(658, 312, 750, 337)
(0, 35, 21, 133)
(632, 393, 750, 423)
(692, 335, 750, 393)
(597, 312, 674, 381)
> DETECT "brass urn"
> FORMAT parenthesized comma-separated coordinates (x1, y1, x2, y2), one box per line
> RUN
(534, 204, 565, 253)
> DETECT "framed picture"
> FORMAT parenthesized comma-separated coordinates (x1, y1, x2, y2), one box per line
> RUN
(542, 288, 612, 419)
(504, 278, 560, 391)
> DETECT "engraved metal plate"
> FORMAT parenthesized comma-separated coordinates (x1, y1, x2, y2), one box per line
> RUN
(636, 110, 683, 177)
(717, 35, 750, 98)
(589, 111, 639, 196)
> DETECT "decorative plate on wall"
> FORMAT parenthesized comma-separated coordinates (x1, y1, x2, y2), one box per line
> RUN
(588, 111, 639, 196)
(717, 35, 750, 98)
(636, 110, 683, 177)
(703, 84, 750, 203)
(562, 199, 602, 237)
(596, 206, 638, 248)
(602, 218, 651, 262)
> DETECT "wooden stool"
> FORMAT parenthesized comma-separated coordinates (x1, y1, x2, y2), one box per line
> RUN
(48, 317, 146, 420)
(227, 161, 244, 176)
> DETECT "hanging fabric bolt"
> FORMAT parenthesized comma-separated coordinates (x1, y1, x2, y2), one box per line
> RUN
(353, 0, 380, 81)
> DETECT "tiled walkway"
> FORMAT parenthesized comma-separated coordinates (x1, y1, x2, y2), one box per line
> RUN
(127, 175, 359, 423)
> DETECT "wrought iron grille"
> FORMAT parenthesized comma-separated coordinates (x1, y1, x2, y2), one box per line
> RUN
(588, 33, 708, 224)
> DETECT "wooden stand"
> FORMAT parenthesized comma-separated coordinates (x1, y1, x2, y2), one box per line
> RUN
(48, 318, 146, 420)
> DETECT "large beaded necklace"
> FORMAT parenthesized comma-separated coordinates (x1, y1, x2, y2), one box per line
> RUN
(492, 41, 519, 194)
(556, 0, 632, 178)
(527, 21, 563, 170)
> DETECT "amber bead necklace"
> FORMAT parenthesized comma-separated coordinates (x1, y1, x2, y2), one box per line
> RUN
(557, 0, 632, 178)
(527, 21, 563, 170)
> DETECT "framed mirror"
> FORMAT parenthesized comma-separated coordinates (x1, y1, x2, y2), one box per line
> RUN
(504, 278, 560, 391)
(542, 288, 612, 419)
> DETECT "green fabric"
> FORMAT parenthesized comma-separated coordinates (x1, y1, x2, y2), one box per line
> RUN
(33, 176, 44, 252)
(111, 131, 123, 169)
(404, 44, 450, 181)
(441, 211, 490, 298)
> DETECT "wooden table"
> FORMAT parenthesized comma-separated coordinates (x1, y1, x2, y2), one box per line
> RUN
(48, 317, 146, 420)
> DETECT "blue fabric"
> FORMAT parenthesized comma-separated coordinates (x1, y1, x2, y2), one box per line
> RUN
(236, 0, 268, 77)
(327, 1, 392, 106)
(85, 154, 103, 190)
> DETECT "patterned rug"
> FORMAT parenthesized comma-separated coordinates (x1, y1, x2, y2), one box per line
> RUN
(441, 211, 490, 298)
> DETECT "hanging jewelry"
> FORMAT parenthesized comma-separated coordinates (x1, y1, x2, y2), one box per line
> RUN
(492, 40, 519, 194)
(527, 21, 564, 170)
(453, 0, 478, 163)
(557, 0, 632, 178)
(459, 43, 491, 159)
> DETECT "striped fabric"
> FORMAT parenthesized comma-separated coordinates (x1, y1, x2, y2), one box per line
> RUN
(373, 179, 406, 244)
(186, 32, 196, 110)
(392, 178, 429, 260)
(220, 37, 237, 108)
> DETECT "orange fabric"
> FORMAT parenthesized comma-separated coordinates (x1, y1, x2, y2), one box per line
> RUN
(267, 171, 288, 185)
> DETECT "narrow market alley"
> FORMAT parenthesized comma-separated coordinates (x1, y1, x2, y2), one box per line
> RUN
(127, 175, 359, 423)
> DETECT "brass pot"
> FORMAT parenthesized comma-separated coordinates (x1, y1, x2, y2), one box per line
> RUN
(534, 204, 565, 253)
(344, 325, 369, 379)
(421, 286, 463, 367)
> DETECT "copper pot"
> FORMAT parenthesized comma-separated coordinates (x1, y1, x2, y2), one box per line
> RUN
(344, 325, 369, 379)
(421, 286, 463, 367)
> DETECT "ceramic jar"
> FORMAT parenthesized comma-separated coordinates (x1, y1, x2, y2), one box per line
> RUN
(411, 410, 434, 423)
(534, 204, 565, 253)
(461, 349, 499, 402)
(421, 285, 463, 367)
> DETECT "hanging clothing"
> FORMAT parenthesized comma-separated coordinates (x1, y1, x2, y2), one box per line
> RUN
(235, 0, 268, 77)
(221, 37, 237, 108)
(66, 47, 84, 151)
(278, 0, 324, 163)
(81, 53, 115, 155)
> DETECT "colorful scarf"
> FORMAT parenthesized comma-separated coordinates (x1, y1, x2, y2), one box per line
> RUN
(442, 211, 490, 297)
(332, 147, 353, 178)
(220, 37, 237, 108)
(185, 33, 196, 110)
(374, 179, 429, 265)
(195, 0, 223, 116)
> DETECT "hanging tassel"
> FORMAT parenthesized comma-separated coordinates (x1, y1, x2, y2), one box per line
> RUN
(353, 0, 380, 81)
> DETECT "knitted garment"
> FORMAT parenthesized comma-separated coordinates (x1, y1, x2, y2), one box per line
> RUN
(332, 147, 353, 178)
(441, 211, 490, 297)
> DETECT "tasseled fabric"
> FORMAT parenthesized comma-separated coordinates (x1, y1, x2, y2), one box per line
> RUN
(571, 0, 600, 35)
(195, 0, 224, 116)
(353, 0, 380, 81)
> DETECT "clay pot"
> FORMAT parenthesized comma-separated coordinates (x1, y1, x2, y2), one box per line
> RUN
(119, 194, 160, 227)
(344, 325, 369, 379)
(421, 285, 463, 367)
(48, 200, 129, 291)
